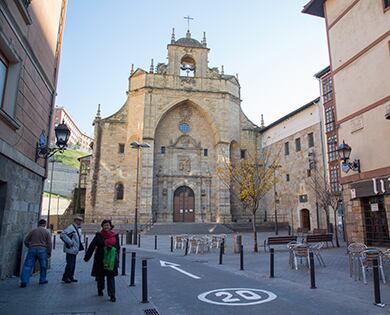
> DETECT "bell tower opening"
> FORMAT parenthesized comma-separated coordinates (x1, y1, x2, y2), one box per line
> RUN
(180, 55, 195, 77)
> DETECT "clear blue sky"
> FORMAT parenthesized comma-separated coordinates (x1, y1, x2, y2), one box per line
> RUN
(56, 0, 328, 137)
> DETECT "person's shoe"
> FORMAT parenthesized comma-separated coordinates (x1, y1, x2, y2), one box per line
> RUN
(20, 283, 26, 288)
(39, 280, 48, 285)
(98, 290, 103, 296)
(62, 279, 71, 284)
(70, 279, 78, 282)
(110, 296, 116, 302)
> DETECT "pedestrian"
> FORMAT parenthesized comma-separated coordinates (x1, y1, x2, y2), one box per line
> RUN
(60, 216, 84, 283)
(20, 219, 52, 287)
(84, 219, 120, 302)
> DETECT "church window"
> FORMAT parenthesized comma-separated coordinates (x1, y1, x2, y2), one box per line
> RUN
(240, 149, 246, 159)
(179, 122, 190, 134)
(204, 148, 208, 156)
(284, 142, 289, 155)
(161, 146, 166, 154)
(180, 55, 195, 77)
(295, 138, 301, 152)
(115, 183, 124, 200)
(118, 143, 125, 154)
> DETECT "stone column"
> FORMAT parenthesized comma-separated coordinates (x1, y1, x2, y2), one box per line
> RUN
(215, 142, 231, 223)
(139, 139, 154, 224)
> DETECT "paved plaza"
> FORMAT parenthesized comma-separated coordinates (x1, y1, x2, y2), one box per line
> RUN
(0, 231, 389, 315)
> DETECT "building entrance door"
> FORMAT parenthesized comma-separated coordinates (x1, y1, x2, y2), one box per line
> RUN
(300, 209, 311, 231)
(362, 196, 390, 246)
(173, 186, 195, 222)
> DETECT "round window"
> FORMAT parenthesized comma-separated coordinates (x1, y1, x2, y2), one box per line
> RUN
(179, 122, 190, 134)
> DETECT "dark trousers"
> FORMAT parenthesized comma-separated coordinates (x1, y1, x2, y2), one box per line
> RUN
(62, 253, 76, 281)
(97, 275, 115, 297)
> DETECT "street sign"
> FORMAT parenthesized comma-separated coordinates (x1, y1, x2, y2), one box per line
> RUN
(198, 288, 277, 306)
(160, 260, 201, 279)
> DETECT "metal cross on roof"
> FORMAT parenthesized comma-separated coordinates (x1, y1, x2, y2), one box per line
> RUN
(184, 15, 194, 30)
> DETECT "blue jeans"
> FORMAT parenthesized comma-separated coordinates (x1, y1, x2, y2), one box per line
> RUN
(20, 247, 48, 284)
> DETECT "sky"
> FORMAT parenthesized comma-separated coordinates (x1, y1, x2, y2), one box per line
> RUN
(56, 0, 329, 137)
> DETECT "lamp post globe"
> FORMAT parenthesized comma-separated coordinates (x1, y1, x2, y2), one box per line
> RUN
(54, 121, 71, 149)
(337, 141, 352, 161)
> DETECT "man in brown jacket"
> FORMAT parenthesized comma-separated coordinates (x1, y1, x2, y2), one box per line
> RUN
(20, 219, 52, 287)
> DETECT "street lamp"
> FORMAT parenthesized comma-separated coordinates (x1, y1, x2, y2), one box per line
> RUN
(337, 141, 360, 173)
(36, 120, 71, 161)
(46, 157, 57, 229)
(130, 141, 150, 245)
(270, 163, 282, 235)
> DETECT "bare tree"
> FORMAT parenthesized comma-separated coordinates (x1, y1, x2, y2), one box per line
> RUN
(217, 149, 278, 252)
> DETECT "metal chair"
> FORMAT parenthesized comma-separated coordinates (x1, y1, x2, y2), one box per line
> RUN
(287, 241, 300, 269)
(347, 242, 367, 280)
(309, 242, 326, 267)
(359, 249, 386, 284)
(292, 244, 309, 270)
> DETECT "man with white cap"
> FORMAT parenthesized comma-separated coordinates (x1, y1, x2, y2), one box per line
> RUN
(60, 216, 84, 283)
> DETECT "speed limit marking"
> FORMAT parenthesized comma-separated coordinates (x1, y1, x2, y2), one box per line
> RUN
(197, 288, 277, 306)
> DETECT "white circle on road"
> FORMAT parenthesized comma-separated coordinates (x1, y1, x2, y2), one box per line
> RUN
(197, 288, 277, 306)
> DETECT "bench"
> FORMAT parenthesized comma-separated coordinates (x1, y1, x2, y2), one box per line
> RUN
(263, 236, 298, 252)
(305, 233, 334, 247)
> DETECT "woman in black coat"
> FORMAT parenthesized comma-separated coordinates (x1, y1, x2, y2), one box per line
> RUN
(84, 220, 120, 302)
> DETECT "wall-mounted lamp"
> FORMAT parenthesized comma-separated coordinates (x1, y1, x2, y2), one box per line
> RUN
(337, 140, 360, 173)
(35, 120, 70, 161)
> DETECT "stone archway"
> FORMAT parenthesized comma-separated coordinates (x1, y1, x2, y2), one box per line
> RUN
(300, 209, 311, 231)
(173, 186, 195, 222)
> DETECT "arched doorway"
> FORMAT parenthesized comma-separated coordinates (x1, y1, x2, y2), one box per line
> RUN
(300, 209, 311, 231)
(173, 186, 195, 222)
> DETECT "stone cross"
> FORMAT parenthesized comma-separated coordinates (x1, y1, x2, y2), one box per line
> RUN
(184, 15, 194, 30)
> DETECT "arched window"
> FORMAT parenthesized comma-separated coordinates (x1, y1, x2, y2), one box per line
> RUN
(180, 55, 195, 77)
(115, 183, 124, 200)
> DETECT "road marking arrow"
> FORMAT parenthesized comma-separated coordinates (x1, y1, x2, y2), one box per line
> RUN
(160, 260, 201, 280)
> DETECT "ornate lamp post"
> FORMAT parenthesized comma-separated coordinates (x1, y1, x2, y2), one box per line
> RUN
(337, 141, 360, 173)
(130, 141, 150, 245)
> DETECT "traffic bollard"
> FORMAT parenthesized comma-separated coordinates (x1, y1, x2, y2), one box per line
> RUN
(185, 239, 189, 256)
(221, 239, 225, 255)
(270, 248, 275, 278)
(141, 260, 149, 303)
(154, 235, 157, 250)
(240, 245, 244, 270)
(85, 237, 89, 250)
(129, 252, 136, 287)
(373, 258, 385, 307)
(83, 232, 86, 242)
(120, 233, 124, 246)
(52, 235, 56, 250)
(219, 241, 223, 265)
(138, 234, 141, 248)
(309, 252, 316, 289)
(288, 225, 291, 236)
(121, 247, 126, 276)
(170, 236, 173, 252)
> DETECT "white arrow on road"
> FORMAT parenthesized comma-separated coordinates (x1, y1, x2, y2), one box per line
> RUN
(160, 260, 201, 280)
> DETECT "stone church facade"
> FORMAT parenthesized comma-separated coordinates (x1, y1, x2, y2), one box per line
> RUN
(85, 30, 260, 225)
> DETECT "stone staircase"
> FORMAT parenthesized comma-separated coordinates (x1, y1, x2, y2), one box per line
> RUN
(225, 221, 289, 233)
(144, 223, 234, 235)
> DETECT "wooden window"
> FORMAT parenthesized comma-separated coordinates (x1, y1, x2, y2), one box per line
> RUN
(0, 52, 8, 109)
(240, 149, 246, 159)
(286, 174, 290, 182)
(284, 142, 289, 155)
(160, 146, 166, 154)
(327, 135, 338, 161)
(295, 138, 301, 152)
(322, 75, 333, 103)
(115, 183, 124, 200)
(308, 132, 314, 148)
(118, 143, 125, 154)
(325, 107, 335, 132)
(204, 148, 208, 156)
(330, 165, 340, 192)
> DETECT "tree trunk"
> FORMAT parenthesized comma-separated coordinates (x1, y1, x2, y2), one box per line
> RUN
(333, 208, 340, 247)
(325, 209, 330, 232)
(252, 213, 258, 252)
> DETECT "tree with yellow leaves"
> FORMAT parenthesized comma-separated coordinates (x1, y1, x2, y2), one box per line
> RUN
(217, 149, 278, 252)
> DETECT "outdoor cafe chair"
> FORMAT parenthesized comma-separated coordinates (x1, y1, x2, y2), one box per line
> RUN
(292, 244, 310, 270)
(287, 241, 300, 269)
(174, 235, 187, 250)
(359, 249, 386, 285)
(309, 242, 326, 267)
(347, 242, 367, 280)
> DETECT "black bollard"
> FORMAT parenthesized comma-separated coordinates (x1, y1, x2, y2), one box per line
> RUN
(373, 258, 385, 307)
(129, 230, 133, 245)
(270, 248, 275, 278)
(83, 232, 86, 242)
(129, 252, 136, 287)
(170, 236, 173, 252)
(309, 252, 316, 289)
(185, 239, 189, 256)
(52, 235, 56, 250)
(221, 239, 225, 255)
(120, 233, 124, 246)
(154, 235, 157, 250)
(138, 234, 141, 248)
(219, 241, 223, 265)
(85, 236, 89, 250)
(240, 245, 244, 270)
(288, 225, 291, 236)
(121, 247, 126, 276)
(141, 260, 149, 303)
